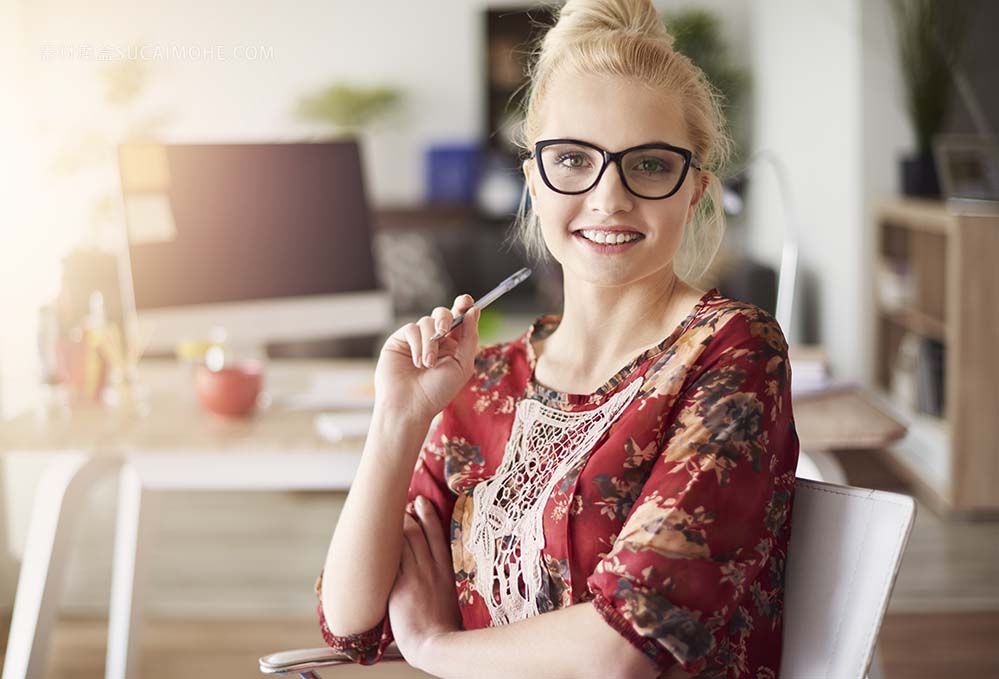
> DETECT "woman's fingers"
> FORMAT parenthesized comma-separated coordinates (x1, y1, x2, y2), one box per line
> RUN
(436, 334, 460, 357)
(449, 296, 475, 340)
(403, 510, 433, 566)
(451, 294, 475, 317)
(401, 513, 419, 573)
(400, 295, 477, 370)
(431, 306, 454, 339)
(413, 496, 449, 568)
(458, 306, 480, 355)
(417, 316, 438, 368)
(403, 323, 422, 368)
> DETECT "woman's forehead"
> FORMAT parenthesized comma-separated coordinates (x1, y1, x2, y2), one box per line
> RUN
(538, 71, 690, 149)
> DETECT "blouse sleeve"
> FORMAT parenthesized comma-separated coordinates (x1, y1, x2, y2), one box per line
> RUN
(315, 409, 459, 664)
(585, 311, 799, 676)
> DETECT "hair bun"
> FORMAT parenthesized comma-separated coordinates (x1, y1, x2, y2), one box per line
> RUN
(554, 0, 674, 48)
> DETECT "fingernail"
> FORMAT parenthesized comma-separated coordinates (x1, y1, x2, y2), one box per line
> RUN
(425, 352, 435, 367)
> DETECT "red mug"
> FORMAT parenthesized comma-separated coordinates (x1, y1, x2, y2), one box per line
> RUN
(193, 360, 263, 418)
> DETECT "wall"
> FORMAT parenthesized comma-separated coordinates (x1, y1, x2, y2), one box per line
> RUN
(748, 0, 865, 367)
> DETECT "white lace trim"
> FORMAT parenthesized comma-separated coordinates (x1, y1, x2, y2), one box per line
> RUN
(465, 376, 645, 625)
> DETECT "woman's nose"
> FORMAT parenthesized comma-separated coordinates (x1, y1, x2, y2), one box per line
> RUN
(586, 162, 633, 215)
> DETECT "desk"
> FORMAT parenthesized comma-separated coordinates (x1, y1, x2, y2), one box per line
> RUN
(0, 358, 375, 679)
(792, 386, 908, 452)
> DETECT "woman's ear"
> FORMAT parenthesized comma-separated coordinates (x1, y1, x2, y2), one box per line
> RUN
(685, 171, 710, 224)
(522, 159, 537, 202)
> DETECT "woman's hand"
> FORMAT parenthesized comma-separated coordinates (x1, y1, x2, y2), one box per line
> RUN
(388, 495, 463, 671)
(374, 294, 481, 422)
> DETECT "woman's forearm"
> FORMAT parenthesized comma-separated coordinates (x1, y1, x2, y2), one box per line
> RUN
(417, 602, 671, 679)
(320, 404, 434, 636)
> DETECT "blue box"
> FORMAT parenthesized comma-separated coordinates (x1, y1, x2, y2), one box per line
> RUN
(425, 144, 481, 204)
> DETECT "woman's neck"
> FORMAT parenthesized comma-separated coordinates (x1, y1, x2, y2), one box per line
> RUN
(533, 272, 704, 391)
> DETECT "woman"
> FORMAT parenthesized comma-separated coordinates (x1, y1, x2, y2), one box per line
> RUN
(317, 1, 799, 677)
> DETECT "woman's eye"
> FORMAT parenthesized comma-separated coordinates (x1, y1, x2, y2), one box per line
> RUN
(635, 159, 669, 173)
(556, 153, 587, 168)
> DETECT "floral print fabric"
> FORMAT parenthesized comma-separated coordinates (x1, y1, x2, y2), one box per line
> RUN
(316, 288, 800, 678)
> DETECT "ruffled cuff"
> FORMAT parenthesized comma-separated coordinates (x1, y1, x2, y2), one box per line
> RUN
(314, 572, 392, 665)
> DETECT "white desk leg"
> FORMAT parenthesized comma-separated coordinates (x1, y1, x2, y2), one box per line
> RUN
(2, 453, 119, 679)
(106, 464, 159, 679)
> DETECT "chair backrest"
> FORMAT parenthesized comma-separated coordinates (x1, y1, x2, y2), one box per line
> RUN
(780, 478, 915, 679)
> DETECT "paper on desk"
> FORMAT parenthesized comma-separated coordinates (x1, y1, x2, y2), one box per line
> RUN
(314, 412, 373, 442)
(280, 369, 376, 411)
(788, 346, 856, 399)
(792, 373, 860, 399)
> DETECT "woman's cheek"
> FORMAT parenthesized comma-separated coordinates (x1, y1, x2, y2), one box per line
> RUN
(536, 201, 575, 263)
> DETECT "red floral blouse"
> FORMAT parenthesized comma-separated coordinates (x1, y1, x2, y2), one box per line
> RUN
(316, 288, 800, 678)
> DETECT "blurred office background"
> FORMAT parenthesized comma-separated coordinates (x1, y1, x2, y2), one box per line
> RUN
(1, 1, 997, 677)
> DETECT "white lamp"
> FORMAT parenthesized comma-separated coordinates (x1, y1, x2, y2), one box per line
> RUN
(722, 149, 800, 338)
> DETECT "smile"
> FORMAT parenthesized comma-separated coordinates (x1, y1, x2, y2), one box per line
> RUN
(573, 229, 645, 252)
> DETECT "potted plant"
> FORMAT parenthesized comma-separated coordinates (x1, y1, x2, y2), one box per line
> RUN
(888, 0, 974, 198)
(293, 82, 403, 137)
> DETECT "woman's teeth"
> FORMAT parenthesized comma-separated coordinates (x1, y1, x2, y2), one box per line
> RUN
(577, 229, 643, 245)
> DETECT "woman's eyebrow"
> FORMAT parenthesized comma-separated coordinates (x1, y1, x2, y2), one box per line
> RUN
(557, 138, 681, 150)
(613, 140, 679, 150)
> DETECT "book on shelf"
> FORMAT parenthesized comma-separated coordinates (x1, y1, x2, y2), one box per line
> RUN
(891, 332, 945, 417)
(915, 336, 945, 417)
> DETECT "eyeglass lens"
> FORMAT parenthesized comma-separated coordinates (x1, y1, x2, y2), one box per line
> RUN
(539, 142, 687, 198)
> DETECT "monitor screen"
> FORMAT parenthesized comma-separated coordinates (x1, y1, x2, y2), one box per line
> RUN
(118, 141, 379, 311)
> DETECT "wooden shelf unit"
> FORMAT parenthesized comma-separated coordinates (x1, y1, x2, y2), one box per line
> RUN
(873, 198, 999, 515)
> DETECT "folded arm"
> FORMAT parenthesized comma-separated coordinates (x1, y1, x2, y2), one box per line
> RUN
(417, 601, 691, 679)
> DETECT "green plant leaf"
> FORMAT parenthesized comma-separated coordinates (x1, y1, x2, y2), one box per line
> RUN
(888, 0, 976, 154)
(294, 82, 403, 133)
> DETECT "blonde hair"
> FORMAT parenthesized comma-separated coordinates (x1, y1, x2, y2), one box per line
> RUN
(510, 0, 733, 283)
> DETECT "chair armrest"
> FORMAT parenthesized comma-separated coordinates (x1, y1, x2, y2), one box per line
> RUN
(259, 642, 405, 674)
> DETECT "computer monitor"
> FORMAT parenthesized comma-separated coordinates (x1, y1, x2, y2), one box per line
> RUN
(116, 141, 393, 356)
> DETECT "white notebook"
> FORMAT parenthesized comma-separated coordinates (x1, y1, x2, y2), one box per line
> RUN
(314, 412, 374, 443)
(281, 369, 376, 411)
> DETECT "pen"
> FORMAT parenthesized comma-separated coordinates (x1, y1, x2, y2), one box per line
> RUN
(429, 267, 533, 341)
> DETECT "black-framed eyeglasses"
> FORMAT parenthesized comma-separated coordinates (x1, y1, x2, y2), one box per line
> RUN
(531, 138, 702, 200)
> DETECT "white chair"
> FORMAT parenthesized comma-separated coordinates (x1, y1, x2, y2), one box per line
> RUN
(779, 478, 914, 678)
(259, 476, 915, 678)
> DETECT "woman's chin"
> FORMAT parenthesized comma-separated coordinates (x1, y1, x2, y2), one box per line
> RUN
(561, 262, 648, 288)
